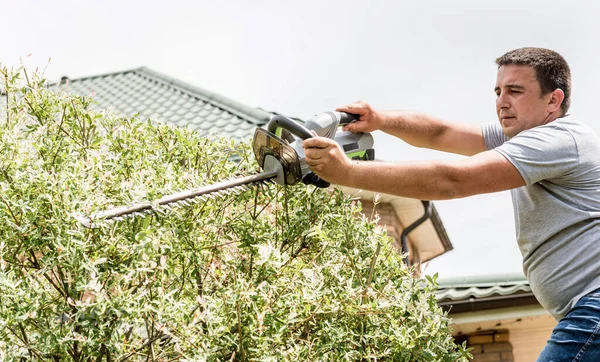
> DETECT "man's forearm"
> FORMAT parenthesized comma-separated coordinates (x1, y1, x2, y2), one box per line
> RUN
(302, 133, 524, 198)
(379, 111, 447, 149)
(340, 149, 524, 200)
(379, 111, 486, 156)
(345, 159, 462, 200)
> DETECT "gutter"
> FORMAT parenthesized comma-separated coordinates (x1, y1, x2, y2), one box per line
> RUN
(400, 200, 432, 265)
(448, 304, 549, 325)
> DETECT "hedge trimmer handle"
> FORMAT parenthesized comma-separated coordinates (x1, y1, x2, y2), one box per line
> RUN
(266, 112, 360, 140)
(267, 115, 314, 140)
(337, 112, 360, 125)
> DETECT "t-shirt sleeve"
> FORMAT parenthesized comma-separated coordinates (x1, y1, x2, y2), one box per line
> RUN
(481, 122, 509, 150)
(493, 124, 580, 185)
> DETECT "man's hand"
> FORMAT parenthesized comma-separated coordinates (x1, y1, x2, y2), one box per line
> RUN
(336, 101, 385, 133)
(302, 136, 353, 185)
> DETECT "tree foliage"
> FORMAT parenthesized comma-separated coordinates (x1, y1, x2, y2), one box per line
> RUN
(0, 66, 469, 361)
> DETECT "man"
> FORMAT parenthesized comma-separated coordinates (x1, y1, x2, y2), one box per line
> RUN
(302, 47, 600, 361)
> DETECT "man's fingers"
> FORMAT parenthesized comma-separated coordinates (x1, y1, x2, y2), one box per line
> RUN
(336, 101, 368, 114)
(304, 146, 327, 160)
(305, 158, 320, 167)
(336, 101, 374, 133)
(301, 136, 349, 184)
(302, 137, 334, 149)
(342, 123, 357, 132)
(343, 119, 370, 133)
(303, 137, 338, 172)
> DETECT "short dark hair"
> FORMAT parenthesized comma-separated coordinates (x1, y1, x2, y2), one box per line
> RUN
(496, 47, 571, 115)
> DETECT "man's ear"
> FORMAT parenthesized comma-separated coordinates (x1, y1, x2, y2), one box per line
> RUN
(547, 89, 565, 113)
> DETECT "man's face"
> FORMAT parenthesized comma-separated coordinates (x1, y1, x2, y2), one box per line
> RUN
(495, 65, 553, 138)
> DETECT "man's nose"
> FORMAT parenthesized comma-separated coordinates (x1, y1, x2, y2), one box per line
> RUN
(496, 93, 510, 110)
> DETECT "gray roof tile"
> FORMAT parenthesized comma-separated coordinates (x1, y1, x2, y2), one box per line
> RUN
(57, 67, 272, 139)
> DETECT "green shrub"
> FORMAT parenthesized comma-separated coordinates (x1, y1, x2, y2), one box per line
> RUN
(0, 66, 469, 361)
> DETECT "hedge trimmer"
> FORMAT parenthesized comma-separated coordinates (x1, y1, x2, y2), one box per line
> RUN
(73, 112, 375, 228)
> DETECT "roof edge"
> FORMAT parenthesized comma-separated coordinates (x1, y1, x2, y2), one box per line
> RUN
(438, 291, 539, 315)
(437, 273, 528, 288)
(135, 67, 272, 126)
(448, 304, 549, 325)
(54, 67, 142, 85)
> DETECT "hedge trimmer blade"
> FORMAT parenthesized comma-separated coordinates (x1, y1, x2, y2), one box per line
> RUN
(73, 170, 277, 228)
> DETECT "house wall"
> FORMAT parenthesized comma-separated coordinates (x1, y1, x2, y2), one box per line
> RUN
(452, 313, 556, 362)
(458, 330, 514, 362)
(508, 314, 556, 362)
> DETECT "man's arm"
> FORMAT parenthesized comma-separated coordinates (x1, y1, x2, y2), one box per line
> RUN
(378, 111, 487, 156)
(302, 138, 525, 200)
(337, 101, 487, 156)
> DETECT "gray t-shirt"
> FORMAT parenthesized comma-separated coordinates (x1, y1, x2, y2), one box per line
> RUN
(481, 115, 600, 320)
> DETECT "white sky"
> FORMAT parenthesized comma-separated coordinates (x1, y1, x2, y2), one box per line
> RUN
(4, 0, 600, 279)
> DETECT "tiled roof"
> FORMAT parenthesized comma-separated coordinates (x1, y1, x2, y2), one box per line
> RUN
(58, 67, 272, 140)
